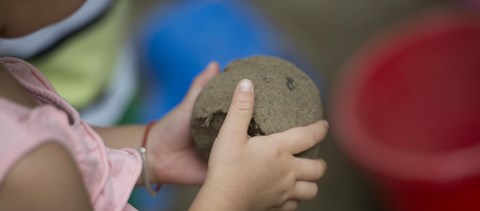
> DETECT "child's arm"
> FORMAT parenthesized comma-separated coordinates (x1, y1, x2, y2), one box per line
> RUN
(94, 62, 221, 186)
(0, 142, 92, 211)
(95, 63, 327, 211)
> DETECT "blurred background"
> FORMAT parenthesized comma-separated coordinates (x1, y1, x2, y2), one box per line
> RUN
(127, 0, 474, 210)
(2, 0, 477, 210)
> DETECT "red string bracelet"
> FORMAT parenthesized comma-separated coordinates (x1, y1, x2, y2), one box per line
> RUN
(139, 121, 161, 196)
(142, 121, 156, 148)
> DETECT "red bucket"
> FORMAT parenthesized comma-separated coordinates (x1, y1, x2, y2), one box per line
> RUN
(332, 9, 480, 211)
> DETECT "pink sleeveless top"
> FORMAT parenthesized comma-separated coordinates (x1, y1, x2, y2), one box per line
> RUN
(0, 57, 141, 211)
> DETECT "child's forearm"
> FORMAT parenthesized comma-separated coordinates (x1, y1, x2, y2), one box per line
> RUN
(93, 125, 152, 186)
(93, 125, 145, 150)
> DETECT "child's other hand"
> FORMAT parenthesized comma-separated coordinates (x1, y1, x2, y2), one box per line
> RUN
(205, 79, 328, 211)
(146, 62, 220, 185)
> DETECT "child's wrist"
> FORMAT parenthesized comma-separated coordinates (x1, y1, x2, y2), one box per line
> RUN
(199, 178, 251, 211)
(203, 172, 252, 210)
(139, 121, 161, 196)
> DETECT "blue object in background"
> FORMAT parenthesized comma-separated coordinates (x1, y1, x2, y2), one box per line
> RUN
(136, 0, 325, 123)
(132, 0, 325, 209)
(136, 0, 281, 123)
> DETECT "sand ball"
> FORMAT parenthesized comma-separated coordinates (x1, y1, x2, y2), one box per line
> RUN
(191, 56, 323, 160)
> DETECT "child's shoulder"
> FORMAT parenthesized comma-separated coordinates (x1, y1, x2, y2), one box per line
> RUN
(0, 57, 81, 123)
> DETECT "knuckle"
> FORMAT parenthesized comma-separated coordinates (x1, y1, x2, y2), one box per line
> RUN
(302, 130, 317, 147)
(264, 144, 285, 161)
(273, 144, 285, 157)
(286, 171, 296, 184)
(232, 98, 253, 112)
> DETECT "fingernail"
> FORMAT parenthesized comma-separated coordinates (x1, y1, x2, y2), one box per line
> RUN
(237, 79, 253, 93)
(206, 62, 216, 70)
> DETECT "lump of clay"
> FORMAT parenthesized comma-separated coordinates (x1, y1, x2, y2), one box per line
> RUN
(191, 56, 323, 160)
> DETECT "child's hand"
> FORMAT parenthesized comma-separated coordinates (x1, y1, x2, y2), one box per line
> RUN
(192, 79, 328, 211)
(146, 62, 220, 186)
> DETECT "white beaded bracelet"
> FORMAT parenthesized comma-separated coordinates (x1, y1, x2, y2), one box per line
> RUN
(139, 121, 160, 196)
(137, 147, 157, 196)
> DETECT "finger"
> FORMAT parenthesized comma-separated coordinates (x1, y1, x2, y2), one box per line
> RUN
(294, 158, 326, 181)
(217, 79, 254, 145)
(180, 62, 220, 110)
(277, 200, 299, 211)
(275, 120, 328, 154)
(291, 181, 318, 201)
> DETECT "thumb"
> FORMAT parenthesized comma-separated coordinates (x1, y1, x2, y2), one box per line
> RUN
(217, 79, 255, 145)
